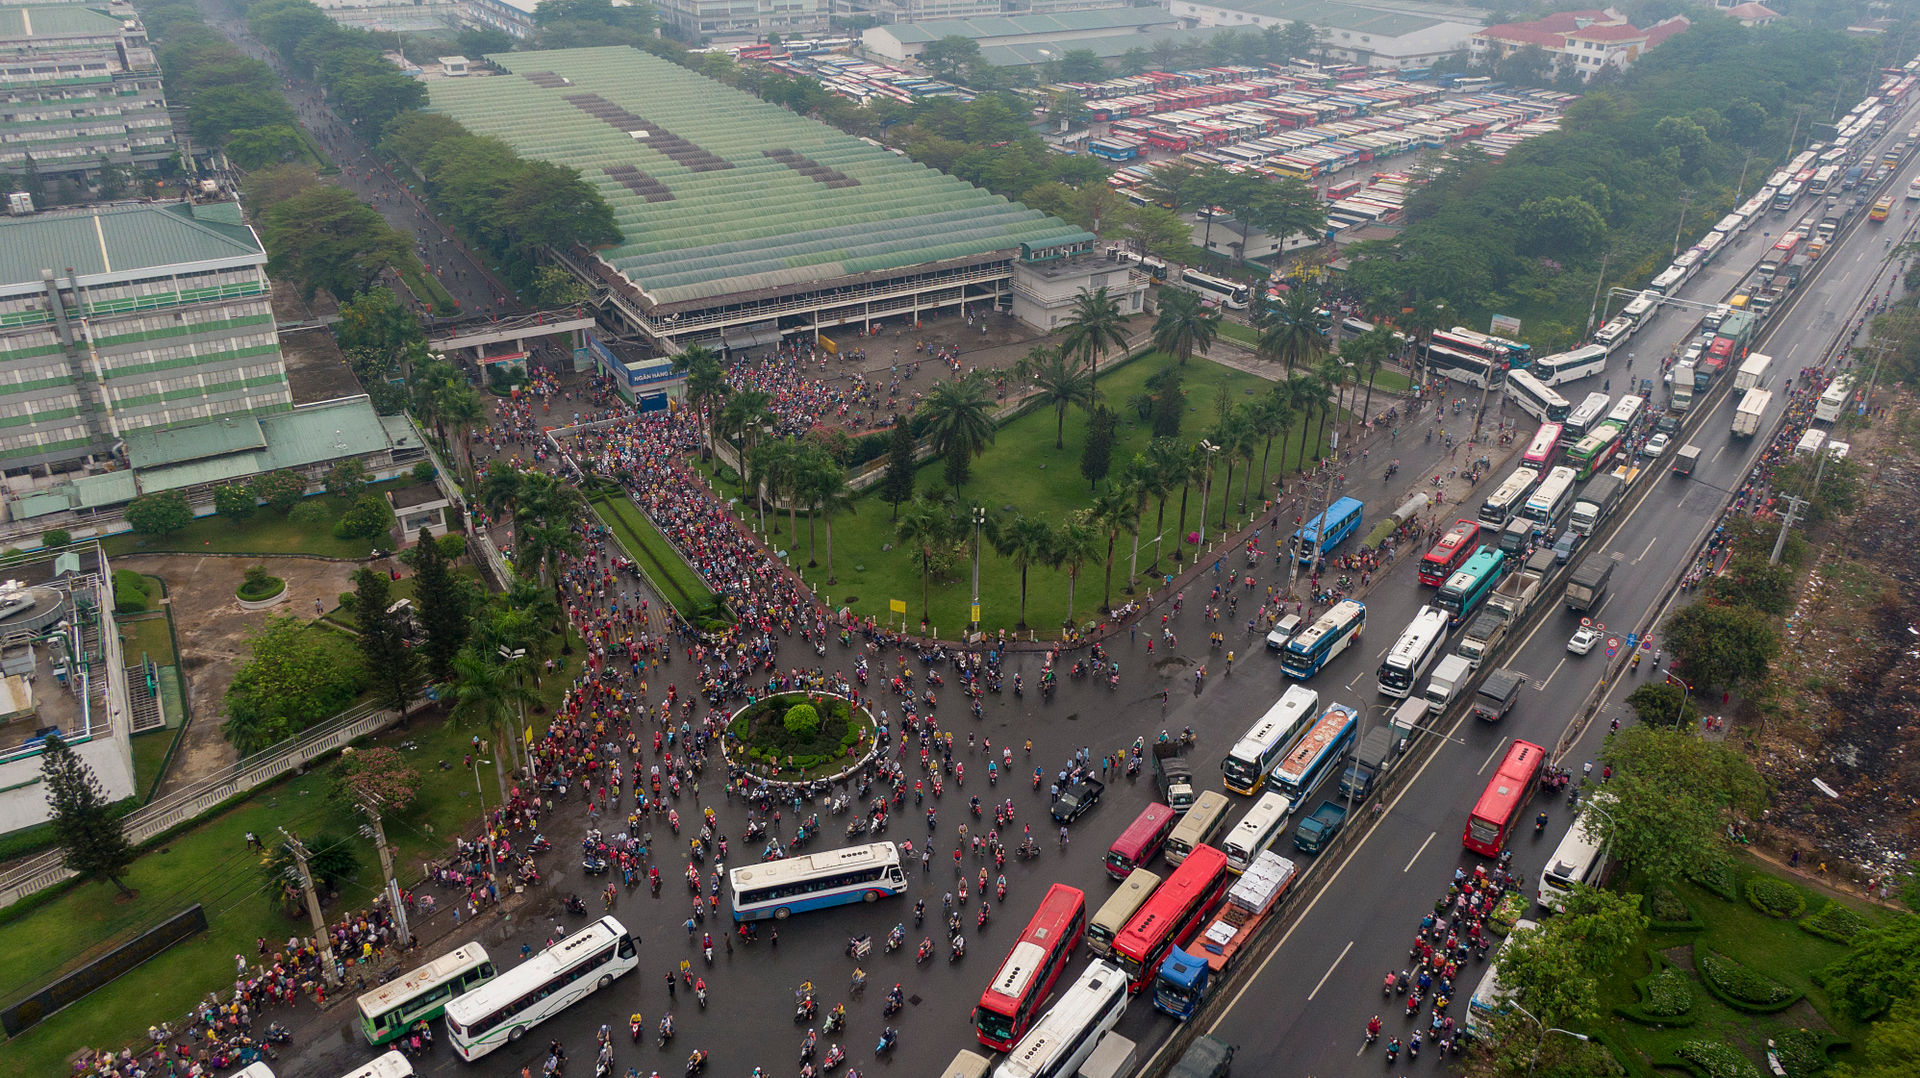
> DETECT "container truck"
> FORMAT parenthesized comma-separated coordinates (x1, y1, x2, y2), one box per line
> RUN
(1735, 351, 1773, 392)
(1568, 474, 1625, 534)
(1425, 655, 1472, 707)
(1565, 559, 1613, 612)
(1154, 742, 1197, 813)
(1471, 668, 1524, 722)
(1732, 388, 1772, 437)
(1152, 852, 1297, 1019)
(1672, 444, 1701, 476)
(1671, 362, 1697, 412)
(1457, 609, 1510, 668)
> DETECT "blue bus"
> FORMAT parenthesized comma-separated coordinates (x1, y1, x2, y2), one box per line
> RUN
(1281, 600, 1366, 680)
(1437, 547, 1507, 626)
(1291, 497, 1364, 564)
(728, 842, 907, 921)
(1270, 702, 1358, 805)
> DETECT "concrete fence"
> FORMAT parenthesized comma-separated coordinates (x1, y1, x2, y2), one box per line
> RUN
(0, 700, 401, 910)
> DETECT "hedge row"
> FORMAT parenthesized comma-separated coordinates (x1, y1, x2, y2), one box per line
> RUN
(1697, 950, 1801, 1013)
(1674, 1040, 1763, 1078)
(1688, 861, 1741, 903)
(1745, 876, 1807, 919)
(1798, 901, 1869, 945)
(1647, 886, 1705, 932)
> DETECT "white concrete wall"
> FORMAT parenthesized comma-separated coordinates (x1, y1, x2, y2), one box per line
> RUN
(0, 734, 136, 835)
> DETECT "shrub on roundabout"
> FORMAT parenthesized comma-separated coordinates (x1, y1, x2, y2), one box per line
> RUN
(727, 692, 873, 781)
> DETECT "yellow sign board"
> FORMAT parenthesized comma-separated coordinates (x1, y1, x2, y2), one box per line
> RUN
(889, 599, 907, 614)
(970, 604, 981, 623)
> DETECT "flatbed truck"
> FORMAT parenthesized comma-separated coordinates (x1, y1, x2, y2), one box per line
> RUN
(1152, 851, 1297, 1019)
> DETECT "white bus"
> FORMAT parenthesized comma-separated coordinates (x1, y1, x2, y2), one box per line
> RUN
(1562, 392, 1611, 442)
(1426, 343, 1503, 388)
(1477, 467, 1539, 529)
(1504, 370, 1572, 423)
(1219, 686, 1320, 795)
(341, 1054, 414, 1078)
(995, 960, 1130, 1078)
(1533, 344, 1607, 386)
(1538, 795, 1613, 911)
(1377, 605, 1449, 699)
(1521, 466, 1578, 527)
(1164, 790, 1232, 866)
(1619, 290, 1660, 327)
(1466, 919, 1539, 1034)
(1815, 374, 1853, 423)
(1176, 268, 1250, 310)
(1605, 394, 1646, 433)
(1647, 266, 1686, 296)
(356, 942, 496, 1045)
(729, 842, 908, 921)
(1220, 791, 1292, 874)
(445, 917, 638, 1060)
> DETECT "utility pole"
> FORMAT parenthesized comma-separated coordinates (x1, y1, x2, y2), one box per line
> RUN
(280, 829, 341, 986)
(1769, 494, 1807, 565)
(1584, 251, 1611, 336)
(1290, 432, 1340, 592)
(357, 797, 412, 948)
(1672, 191, 1692, 258)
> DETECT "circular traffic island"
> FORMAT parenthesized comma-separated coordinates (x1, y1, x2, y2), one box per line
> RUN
(235, 566, 287, 609)
(725, 691, 876, 785)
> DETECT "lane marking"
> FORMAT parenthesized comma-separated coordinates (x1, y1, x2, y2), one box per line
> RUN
(1403, 831, 1435, 873)
(1477, 740, 1505, 774)
(1307, 940, 1353, 1001)
(1536, 657, 1566, 690)
(1635, 536, 1658, 563)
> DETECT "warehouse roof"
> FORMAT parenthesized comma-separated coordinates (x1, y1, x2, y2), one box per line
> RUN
(426, 47, 1091, 307)
(1179, 0, 1454, 37)
(874, 9, 1173, 45)
(980, 26, 1226, 67)
(0, 200, 263, 292)
(0, 4, 126, 40)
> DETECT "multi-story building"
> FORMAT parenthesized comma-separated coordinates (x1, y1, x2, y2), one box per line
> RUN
(1168, 0, 1487, 70)
(1470, 9, 1690, 81)
(0, 3, 174, 180)
(0, 199, 293, 476)
(650, 0, 831, 40)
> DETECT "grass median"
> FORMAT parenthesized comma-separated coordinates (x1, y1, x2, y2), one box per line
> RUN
(591, 492, 723, 622)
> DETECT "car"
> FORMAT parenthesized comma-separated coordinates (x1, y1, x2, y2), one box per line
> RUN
(1567, 626, 1600, 655)
(1050, 777, 1105, 824)
(1264, 614, 1304, 652)
(1553, 530, 1582, 563)
(1644, 433, 1671, 458)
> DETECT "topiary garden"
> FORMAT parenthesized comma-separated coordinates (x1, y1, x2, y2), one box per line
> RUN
(726, 692, 873, 781)
(235, 565, 287, 603)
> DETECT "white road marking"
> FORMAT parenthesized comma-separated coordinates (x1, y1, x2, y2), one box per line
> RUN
(1307, 940, 1353, 1001)
(1403, 831, 1435, 873)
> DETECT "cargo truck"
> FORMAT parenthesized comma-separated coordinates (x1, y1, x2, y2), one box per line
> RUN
(1671, 362, 1697, 412)
(1167, 1036, 1236, 1078)
(1471, 668, 1524, 722)
(1337, 725, 1403, 800)
(1154, 742, 1197, 813)
(1735, 352, 1773, 392)
(1672, 444, 1701, 476)
(1732, 388, 1772, 438)
(1078, 1033, 1137, 1078)
(1293, 801, 1348, 854)
(1425, 655, 1473, 707)
(1488, 563, 1546, 621)
(1568, 473, 1625, 534)
(1565, 559, 1613, 612)
(1457, 609, 1510, 668)
(1152, 853, 1297, 1019)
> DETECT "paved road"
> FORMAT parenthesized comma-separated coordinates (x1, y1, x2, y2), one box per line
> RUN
(1190, 116, 1920, 1077)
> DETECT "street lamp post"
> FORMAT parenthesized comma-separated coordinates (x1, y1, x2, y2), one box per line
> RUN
(970, 506, 986, 636)
(1512, 1003, 1591, 1078)
(1197, 441, 1219, 548)
(500, 646, 528, 774)
(1665, 671, 1693, 728)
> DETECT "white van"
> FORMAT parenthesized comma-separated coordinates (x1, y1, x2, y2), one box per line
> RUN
(1264, 614, 1304, 652)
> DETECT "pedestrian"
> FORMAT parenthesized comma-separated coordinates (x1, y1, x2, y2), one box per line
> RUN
(666, 971, 676, 998)
(1059, 826, 1069, 847)
(771, 927, 779, 950)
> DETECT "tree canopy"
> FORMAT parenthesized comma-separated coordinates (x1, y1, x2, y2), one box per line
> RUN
(223, 617, 368, 754)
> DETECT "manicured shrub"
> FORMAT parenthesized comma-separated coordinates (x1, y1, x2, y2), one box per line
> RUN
(784, 703, 820, 740)
(1675, 1040, 1762, 1078)
(1644, 968, 1695, 1017)
(1688, 861, 1740, 902)
(1745, 876, 1807, 919)
(1698, 950, 1799, 1011)
(1798, 901, 1868, 945)
(289, 500, 331, 526)
(112, 569, 150, 613)
(1771, 1028, 1838, 1078)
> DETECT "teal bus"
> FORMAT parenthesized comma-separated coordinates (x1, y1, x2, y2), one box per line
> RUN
(1437, 547, 1508, 627)
(1291, 497, 1365, 564)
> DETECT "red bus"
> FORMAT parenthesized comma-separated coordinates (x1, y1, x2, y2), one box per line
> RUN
(1105, 803, 1177, 879)
(1418, 520, 1481, 586)
(1324, 179, 1363, 200)
(971, 883, 1087, 1050)
(1111, 845, 1230, 992)
(1521, 423, 1562, 470)
(1464, 740, 1545, 856)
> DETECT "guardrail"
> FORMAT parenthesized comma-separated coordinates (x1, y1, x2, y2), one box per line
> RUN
(0, 700, 400, 910)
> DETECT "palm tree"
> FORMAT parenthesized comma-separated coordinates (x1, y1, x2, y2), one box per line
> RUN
(1143, 438, 1184, 573)
(1169, 442, 1205, 563)
(1139, 158, 1198, 213)
(1286, 375, 1322, 470)
(1347, 324, 1398, 428)
(1151, 288, 1221, 366)
(719, 390, 774, 495)
(1256, 286, 1327, 374)
(480, 464, 524, 524)
(1059, 286, 1133, 378)
(922, 373, 996, 491)
(987, 511, 1055, 629)
(1250, 393, 1290, 496)
(673, 344, 729, 457)
(448, 645, 537, 803)
(1316, 355, 1352, 444)
(1210, 407, 1248, 529)
(1122, 460, 1154, 588)
(1028, 348, 1097, 449)
(1051, 516, 1101, 629)
(435, 378, 487, 483)
(1226, 408, 1260, 516)
(894, 497, 951, 625)
(749, 440, 797, 538)
(1090, 482, 1138, 614)
(796, 445, 851, 572)
(1401, 299, 1447, 384)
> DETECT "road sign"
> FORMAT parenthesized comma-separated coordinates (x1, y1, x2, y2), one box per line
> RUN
(1625, 631, 1638, 649)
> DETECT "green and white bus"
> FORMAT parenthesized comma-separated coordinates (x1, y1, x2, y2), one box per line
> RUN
(355, 943, 496, 1046)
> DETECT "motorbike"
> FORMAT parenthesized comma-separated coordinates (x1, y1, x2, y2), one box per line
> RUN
(916, 937, 934, 964)
(886, 925, 905, 952)
(657, 1016, 675, 1049)
(875, 1028, 898, 1057)
(583, 856, 609, 876)
(949, 936, 966, 963)
(977, 904, 991, 928)
(630, 1016, 644, 1042)
(822, 1044, 845, 1072)
(884, 987, 903, 1017)
(800, 1031, 817, 1062)
(685, 1049, 707, 1076)
(795, 992, 816, 1024)
(528, 834, 553, 853)
(1383, 971, 1398, 997)
(824, 1006, 845, 1034)
(1386, 1040, 1400, 1066)
(914, 900, 925, 927)
(1409, 1032, 1422, 1060)
(1365, 1018, 1380, 1045)
(565, 893, 588, 916)
(695, 982, 708, 1010)
(263, 1024, 292, 1046)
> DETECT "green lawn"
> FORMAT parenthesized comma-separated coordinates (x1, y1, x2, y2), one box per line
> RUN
(1218, 321, 1260, 347)
(774, 355, 1332, 635)
(0, 705, 531, 1077)
(129, 729, 177, 801)
(1595, 860, 1888, 1077)
(592, 493, 722, 619)
(101, 487, 409, 560)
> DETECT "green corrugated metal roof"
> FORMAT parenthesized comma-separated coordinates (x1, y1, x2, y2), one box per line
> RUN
(134, 397, 395, 493)
(980, 26, 1226, 66)
(0, 201, 264, 289)
(879, 9, 1173, 45)
(71, 470, 136, 508)
(0, 5, 126, 40)
(122, 415, 265, 469)
(1173, 0, 1447, 36)
(428, 47, 1093, 308)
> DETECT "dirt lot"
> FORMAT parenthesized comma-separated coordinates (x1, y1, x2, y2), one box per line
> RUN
(115, 554, 368, 794)
(1751, 389, 1920, 884)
